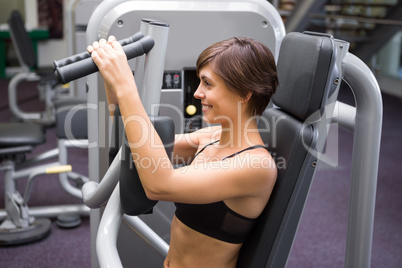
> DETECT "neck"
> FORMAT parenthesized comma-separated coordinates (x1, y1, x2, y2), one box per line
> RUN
(219, 115, 261, 149)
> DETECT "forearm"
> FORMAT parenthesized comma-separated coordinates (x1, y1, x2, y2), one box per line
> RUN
(105, 82, 118, 118)
(117, 86, 174, 195)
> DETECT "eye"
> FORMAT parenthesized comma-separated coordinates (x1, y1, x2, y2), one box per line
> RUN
(203, 80, 212, 87)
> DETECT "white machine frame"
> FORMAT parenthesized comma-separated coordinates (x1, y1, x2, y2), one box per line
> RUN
(85, 1, 285, 266)
(82, 1, 381, 267)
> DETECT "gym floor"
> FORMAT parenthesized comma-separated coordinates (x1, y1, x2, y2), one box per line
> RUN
(0, 79, 401, 267)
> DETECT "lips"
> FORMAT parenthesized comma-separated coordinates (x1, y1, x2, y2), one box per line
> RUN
(202, 104, 213, 111)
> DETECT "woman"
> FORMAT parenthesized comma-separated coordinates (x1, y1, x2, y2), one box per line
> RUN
(88, 36, 278, 268)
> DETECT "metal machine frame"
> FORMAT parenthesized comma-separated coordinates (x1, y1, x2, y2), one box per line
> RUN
(84, 1, 285, 266)
(82, 1, 382, 267)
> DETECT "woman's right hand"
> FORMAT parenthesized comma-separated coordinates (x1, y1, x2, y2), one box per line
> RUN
(87, 36, 136, 98)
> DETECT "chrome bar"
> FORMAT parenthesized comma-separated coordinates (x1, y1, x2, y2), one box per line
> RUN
(342, 52, 383, 268)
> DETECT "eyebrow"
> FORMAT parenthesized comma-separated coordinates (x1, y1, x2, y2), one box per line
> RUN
(200, 74, 212, 81)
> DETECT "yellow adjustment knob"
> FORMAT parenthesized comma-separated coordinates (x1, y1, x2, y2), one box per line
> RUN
(186, 105, 197, 116)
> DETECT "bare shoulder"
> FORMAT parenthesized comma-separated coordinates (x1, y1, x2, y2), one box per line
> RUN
(231, 147, 277, 188)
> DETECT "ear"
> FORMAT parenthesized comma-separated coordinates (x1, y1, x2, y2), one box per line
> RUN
(241, 92, 252, 104)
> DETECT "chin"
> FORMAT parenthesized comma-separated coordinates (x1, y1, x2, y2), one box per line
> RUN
(202, 116, 215, 125)
(202, 115, 212, 125)
(203, 117, 224, 126)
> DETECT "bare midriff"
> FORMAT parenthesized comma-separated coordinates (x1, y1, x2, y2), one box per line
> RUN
(163, 216, 242, 268)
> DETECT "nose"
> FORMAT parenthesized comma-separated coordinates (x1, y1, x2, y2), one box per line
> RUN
(193, 84, 205, 100)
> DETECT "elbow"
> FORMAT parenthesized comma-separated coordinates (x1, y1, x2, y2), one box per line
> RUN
(141, 170, 174, 201)
(144, 188, 160, 201)
(143, 184, 166, 201)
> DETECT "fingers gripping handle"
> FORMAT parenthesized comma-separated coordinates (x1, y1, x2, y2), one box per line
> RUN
(53, 31, 144, 69)
(54, 35, 154, 84)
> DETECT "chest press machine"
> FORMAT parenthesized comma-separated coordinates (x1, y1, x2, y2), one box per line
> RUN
(59, 0, 381, 267)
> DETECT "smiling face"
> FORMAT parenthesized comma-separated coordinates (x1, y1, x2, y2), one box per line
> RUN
(194, 63, 246, 126)
(196, 37, 278, 117)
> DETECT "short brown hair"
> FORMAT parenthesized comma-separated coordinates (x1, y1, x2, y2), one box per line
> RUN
(196, 37, 278, 116)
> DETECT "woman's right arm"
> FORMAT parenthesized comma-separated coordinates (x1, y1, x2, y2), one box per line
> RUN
(87, 38, 118, 119)
(172, 132, 199, 165)
(172, 125, 221, 166)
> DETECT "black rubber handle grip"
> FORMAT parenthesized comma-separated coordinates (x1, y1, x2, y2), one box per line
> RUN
(53, 31, 144, 69)
(54, 36, 154, 84)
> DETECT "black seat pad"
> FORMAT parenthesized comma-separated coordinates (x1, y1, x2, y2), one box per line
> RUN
(0, 123, 45, 148)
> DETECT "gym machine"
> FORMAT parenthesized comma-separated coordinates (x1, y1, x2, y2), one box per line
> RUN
(82, 1, 285, 266)
(57, 0, 381, 267)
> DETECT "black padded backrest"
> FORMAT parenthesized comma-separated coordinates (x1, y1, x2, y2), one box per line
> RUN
(237, 32, 339, 268)
(237, 110, 316, 268)
(119, 115, 175, 216)
(272, 32, 336, 121)
(8, 10, 37, 69)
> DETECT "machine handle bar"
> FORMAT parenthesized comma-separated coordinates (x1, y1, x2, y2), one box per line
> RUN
(54, 35, 154, 84)
(53, 31, 144, 68)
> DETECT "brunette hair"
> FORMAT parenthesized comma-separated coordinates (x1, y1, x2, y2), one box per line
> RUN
(196, 37, 278, 116)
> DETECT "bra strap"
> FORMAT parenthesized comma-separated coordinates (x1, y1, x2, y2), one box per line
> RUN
(189, 140, 220, 164)
(190, 142, 268, 164)
(223, 145, 269, 160)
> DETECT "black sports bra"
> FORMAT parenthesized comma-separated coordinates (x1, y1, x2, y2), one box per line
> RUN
(174, 140, 269, 244)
